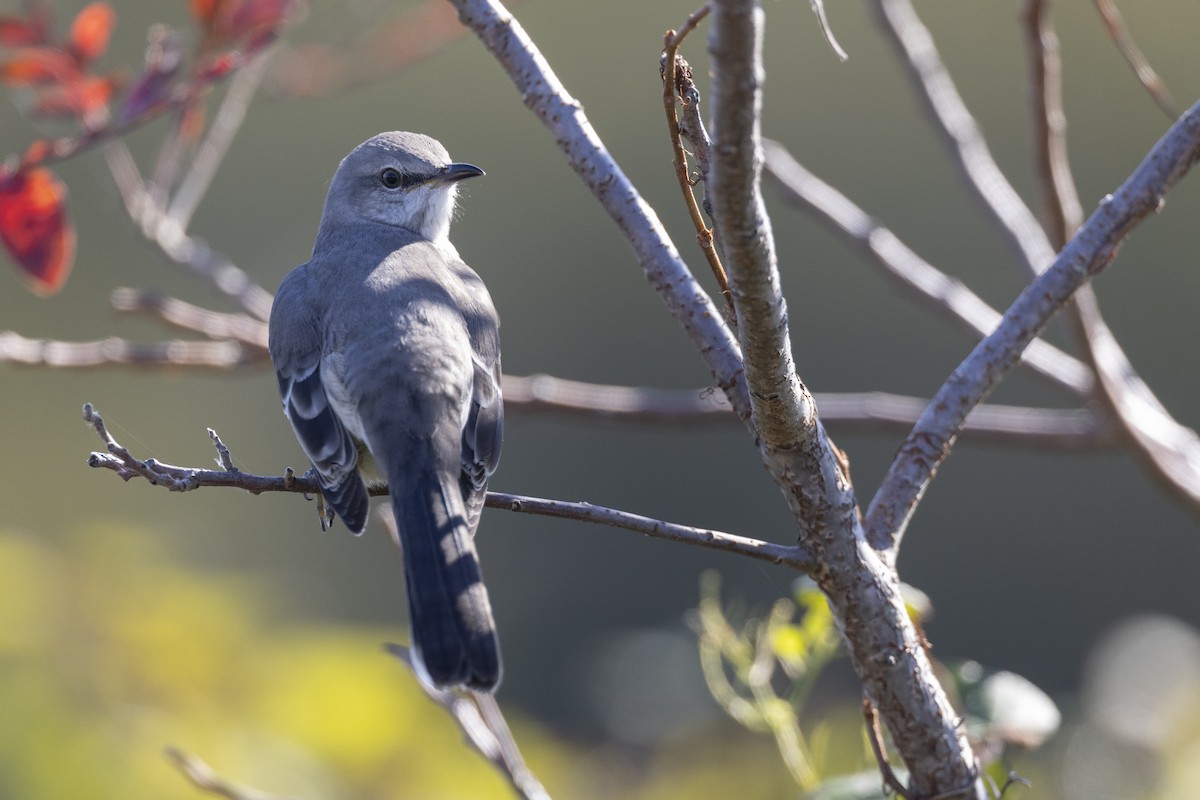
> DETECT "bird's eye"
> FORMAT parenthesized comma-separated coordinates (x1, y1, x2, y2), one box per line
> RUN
(380, 167, 404, 189)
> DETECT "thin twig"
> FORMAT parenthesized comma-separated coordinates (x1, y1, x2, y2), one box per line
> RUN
(168, 48, 275, 230)
(862, 697, 912, 799)
(383, 644, 552, 800)
(1092, 0, 1179, 119)
(661, 5, 735, 320)
(1021, 0, 1084, 249)
(808, 0, 849, 61)
(761, 139, 1093, 397)
(865, 100, 1200, 557)
(490, 491, 813, 570)
(82, 404, 808, 568)
(164, 747, 296, 800)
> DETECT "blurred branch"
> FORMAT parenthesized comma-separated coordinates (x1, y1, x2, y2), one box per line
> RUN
(1092, 0, 1179, 119)
(874, 0, 1056, 280)
(81, 403, 805, 567)
(1020, 3, 1200, 514)
(865, 100, 1200, 558)
(448, 0, 751, 423)
(165, 747, 296, 800)
(878, 0, 1200, 516)
(0, 332, 262, 369)
(110, 288, 269, 346)
(168, 47, 274, 230)
(1020, 0, 1084, 250)
(383, 644, 550, 800)
(761, 139, 1093, 397)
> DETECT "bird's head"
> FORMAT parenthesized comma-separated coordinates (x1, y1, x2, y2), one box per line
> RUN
(319, 131, 484, 243)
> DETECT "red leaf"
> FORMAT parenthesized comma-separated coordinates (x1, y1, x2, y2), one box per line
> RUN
(68, 2, 115, 63)
(0, 47, 76, 86)
(0, 168, 75, 295)
(0, 16, 40, 46)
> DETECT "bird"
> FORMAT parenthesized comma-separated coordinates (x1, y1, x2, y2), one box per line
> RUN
(268, 132, 503, 691)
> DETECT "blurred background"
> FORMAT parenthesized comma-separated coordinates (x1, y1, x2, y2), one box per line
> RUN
(2, 0, 1199, 797)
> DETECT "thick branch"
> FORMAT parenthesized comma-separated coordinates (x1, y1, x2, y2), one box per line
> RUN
(866, 101, 1200, 556)
(448, 0, 750, 420)
(709, 0, 811, 452)
(710, 3, 980, 796)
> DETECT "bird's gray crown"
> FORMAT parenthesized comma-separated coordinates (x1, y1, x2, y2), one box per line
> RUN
(317, 131, 483, 245)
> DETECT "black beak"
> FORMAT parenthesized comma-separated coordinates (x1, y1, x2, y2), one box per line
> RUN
(438, 162, 486, 184)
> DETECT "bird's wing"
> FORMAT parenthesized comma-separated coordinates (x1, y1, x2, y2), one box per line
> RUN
(269, 271, 370, 533)
(460, 354, 503, 529)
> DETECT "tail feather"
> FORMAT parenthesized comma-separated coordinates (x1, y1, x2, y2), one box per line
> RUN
(393, 469, 500, 691)
(323, 471, 369, 534)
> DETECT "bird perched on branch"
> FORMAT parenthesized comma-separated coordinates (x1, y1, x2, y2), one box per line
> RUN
(268, 131, 503, 691)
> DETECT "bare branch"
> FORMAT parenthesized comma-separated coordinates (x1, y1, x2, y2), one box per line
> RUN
(874, 0, 1057, 279)
(82, 404, 800, 567)
(710, 4, 980, 796)
(1019, 3, 1200, 514)
(1021, 0, 1084, 250)
(1, 332, 262, 370)
(165, 747, 296, 800)
(501, 373, 731, 422)
(880, 0, 1200, 515)
(761, 139, 1093, 397)
(110, 288, 270, 347)
(168, 49, 275, 230)
(132, 207, 276, 321)
(1092, 0, 1180, 119)
(488, 491, 812, 571)
(447, 0, 750, 421)
(661, 6, 734, 320)
(383, 643, 551, 800)
(808, 0, 849, 61)
(710, 0, 809, 453)
(817, 394, 1114, 448)
(866, 100, 1200, 556)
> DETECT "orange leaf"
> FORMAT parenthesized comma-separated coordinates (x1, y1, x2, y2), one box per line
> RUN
(0, 168, 75, 295)
(69, 2, 116, 63)
(32, 73, 120, 117)
(0, 47, 76, 86)
(189, 0, 220, 28)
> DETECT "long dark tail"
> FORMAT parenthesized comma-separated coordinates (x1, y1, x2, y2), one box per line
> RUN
(390, 467, 501, 691)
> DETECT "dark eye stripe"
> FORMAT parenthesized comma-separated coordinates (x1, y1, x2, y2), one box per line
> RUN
(380, 167, 429, 190)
